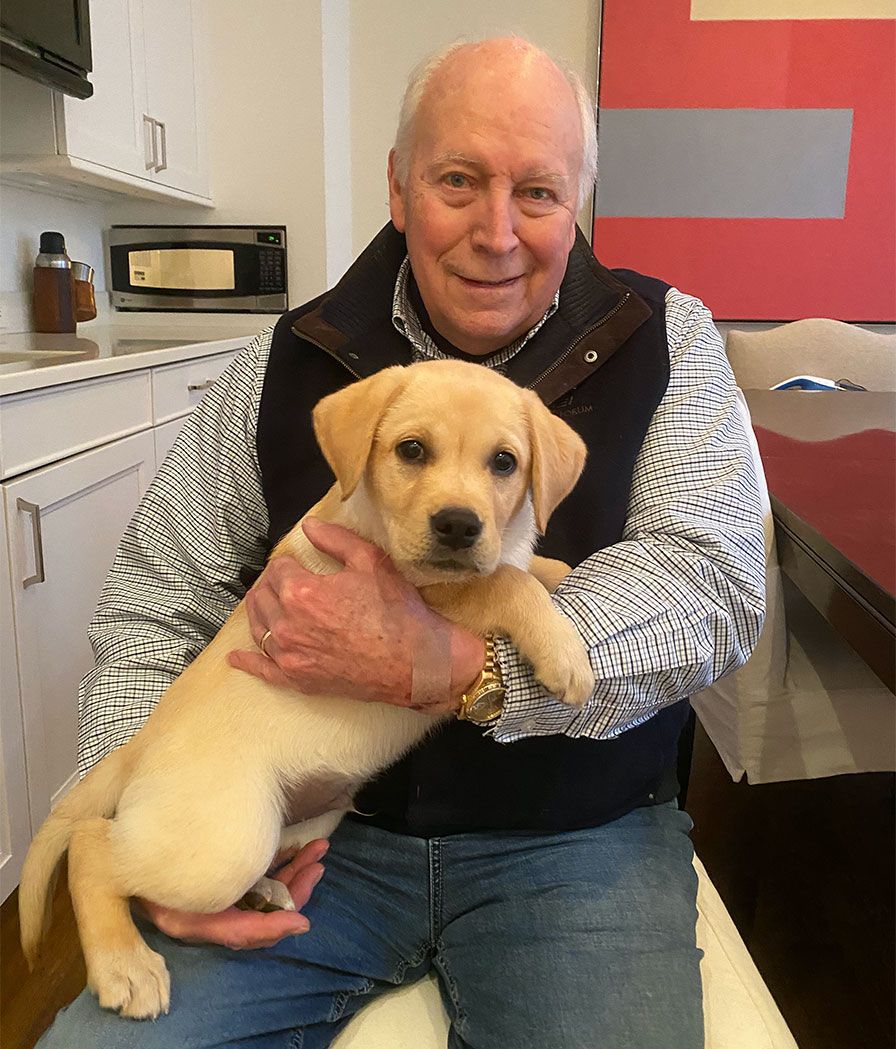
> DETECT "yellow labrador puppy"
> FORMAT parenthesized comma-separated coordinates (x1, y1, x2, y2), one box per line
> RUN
(19, 358, 594, 1020)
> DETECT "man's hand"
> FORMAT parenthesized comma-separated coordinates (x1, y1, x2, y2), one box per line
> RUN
(228, 518, 484, 714)
(138, 839, 328, 950)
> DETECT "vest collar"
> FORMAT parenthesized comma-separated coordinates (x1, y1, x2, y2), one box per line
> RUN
(291, 223, 652, 405)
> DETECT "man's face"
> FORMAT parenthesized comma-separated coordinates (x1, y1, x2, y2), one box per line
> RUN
(388, 46, 582, 357)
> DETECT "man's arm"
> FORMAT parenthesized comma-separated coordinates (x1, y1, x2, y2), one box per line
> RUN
(77, 329, 274, 775)
(493, 289, 766, 742)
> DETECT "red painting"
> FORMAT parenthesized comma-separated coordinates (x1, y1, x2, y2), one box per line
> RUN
(592, 0, 896, 321)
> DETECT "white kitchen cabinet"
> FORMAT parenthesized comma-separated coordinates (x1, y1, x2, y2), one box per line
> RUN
(151, 348, 240, 462)
(139, 0, 207, 198)
(151, 351, 238, 424)
(0, 370, 153, 480)
(0, 338, 245, 901)
(53, 0, 149, 188)
(0, 0, 209, 204)
(3, 431, 156, 836)
(153, 418, 187, 467)
(0, 506, 31, 903)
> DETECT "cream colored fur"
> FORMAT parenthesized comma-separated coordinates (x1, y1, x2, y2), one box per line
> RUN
(18, 359, 594, 1020)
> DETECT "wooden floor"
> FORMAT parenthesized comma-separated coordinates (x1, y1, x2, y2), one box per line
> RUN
(1, 865, 85, 1049)
(686, 718, 896, 1049)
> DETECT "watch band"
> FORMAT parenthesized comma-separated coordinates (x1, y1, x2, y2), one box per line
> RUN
(456, 633, 506, 725)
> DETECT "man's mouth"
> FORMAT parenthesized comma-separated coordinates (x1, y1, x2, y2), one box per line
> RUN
(456, 275, 521, 289)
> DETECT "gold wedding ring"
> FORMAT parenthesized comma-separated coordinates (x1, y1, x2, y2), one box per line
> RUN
(259, 629, 273, 658)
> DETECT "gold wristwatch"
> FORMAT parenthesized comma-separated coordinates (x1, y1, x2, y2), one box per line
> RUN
(456, 634, 505, 725)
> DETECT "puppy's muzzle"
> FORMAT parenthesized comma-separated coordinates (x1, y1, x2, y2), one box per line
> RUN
(430, 507, 483, 551)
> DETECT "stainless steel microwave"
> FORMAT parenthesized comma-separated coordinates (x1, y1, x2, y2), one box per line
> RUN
(109, 225, 288, 313)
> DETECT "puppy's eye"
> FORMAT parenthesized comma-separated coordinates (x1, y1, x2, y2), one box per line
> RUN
(396, 439, 426, 463)
(491, 451, 517, 475)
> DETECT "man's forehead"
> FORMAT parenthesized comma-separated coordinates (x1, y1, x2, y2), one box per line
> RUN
(412, 47, 583, 174)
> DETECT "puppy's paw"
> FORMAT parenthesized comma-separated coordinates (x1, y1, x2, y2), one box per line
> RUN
(236, 875, 296, 913)
(89, 941, 170, 1020)
(526, 617, 594, 709)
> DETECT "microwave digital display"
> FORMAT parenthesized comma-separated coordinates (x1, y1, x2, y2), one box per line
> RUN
(109, 225, 288, 314)
(128, 248, 236, 291)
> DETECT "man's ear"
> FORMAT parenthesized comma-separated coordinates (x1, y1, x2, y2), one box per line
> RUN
(525, 392, 588, 534)
(387, 149, 407, 232)
(312, 366, 409, 500)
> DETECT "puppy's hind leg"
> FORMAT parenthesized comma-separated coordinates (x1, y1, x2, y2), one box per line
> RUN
(68, 818, 170, 1020)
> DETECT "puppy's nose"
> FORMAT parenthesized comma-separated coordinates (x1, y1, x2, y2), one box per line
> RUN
(431, 507, 483, 551)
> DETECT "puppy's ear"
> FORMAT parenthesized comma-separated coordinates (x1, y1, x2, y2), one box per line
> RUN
(313, 366, 409, 499)
(526, 393, 588, 534)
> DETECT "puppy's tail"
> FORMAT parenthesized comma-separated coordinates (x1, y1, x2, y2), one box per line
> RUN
(19, 745, 130, 967)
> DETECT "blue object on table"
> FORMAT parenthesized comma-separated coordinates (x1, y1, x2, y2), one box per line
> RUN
(770, 375, 867, 391)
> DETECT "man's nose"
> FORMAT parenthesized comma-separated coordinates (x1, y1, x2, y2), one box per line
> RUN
(470, 192, 519, 254)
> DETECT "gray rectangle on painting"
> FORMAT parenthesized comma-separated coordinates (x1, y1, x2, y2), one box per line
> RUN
(595, 108, 853, 218)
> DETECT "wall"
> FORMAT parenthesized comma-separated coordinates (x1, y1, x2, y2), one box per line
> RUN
(0, 179, 109, 334)
(347, 0, 600, 257)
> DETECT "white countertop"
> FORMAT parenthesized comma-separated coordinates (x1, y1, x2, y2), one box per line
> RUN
(0, 316, 280, 396)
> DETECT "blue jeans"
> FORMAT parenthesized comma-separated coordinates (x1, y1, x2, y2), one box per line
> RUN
(39, 803, 703, 1048)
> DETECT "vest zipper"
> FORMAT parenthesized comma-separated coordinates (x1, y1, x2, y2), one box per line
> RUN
(526, 292, 631, 390)
(291, 325, 364, 380)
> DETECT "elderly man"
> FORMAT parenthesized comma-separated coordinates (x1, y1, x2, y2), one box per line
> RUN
(40, 37, 764, 1049)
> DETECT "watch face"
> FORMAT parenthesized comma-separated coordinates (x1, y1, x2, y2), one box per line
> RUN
(468, 685, 505, 724)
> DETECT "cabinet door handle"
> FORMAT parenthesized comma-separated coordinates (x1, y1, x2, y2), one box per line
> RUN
(17, 499, 46, 588)
(155, 120, 168, 172)
(187, 379, 215, 392)
(143, 114, 158, 170)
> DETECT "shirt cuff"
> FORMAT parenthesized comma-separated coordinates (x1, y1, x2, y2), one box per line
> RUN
(490, 633, 584, 740)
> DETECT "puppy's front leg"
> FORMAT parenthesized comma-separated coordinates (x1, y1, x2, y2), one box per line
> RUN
(423, 566, 594, 708)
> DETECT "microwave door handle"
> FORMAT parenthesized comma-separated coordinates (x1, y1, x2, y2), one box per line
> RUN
(155, 121, 168, 173)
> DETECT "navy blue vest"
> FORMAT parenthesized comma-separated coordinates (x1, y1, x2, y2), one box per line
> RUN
(255, 225, 689, 836)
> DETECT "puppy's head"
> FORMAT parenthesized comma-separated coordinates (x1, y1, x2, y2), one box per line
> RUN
(312, 360, 586, 584)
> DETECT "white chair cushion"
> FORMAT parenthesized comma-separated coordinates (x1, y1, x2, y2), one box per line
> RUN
(331, 857, 798, 1049)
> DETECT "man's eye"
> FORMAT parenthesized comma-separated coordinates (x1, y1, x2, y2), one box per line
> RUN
(445, 172, 470, 189)
(491, 451, 517, 475)
(397, 439, 426, 462)
(526, 187, 553, 201)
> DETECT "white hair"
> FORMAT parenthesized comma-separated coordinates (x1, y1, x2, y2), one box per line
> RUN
(392, 37, 598, 212)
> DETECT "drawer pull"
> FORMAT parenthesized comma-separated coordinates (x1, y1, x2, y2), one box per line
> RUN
(17, 499, 46, 588)
(187, 379, 215, 392)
